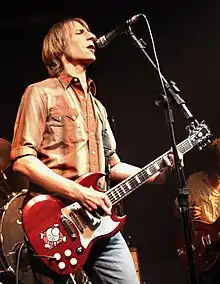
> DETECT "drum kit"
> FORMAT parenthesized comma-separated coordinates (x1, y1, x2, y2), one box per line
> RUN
(0, 138, 91, 284)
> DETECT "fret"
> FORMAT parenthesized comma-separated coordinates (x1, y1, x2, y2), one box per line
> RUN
(115, 188, 121, 198)
(136, 172, 146, 183)
(111, 191, 116, 200)
(126, 182, 132, 190)
(154, 162, 160, 171)
(129, 178, 139, 189)
(106, 136, 202, 206)
(135, 176, 141, 184)
(149, 162, 161, 174)
(179, 140, 191, 154)
(146, 168, 152, 176)
(120, 185, 126, 194)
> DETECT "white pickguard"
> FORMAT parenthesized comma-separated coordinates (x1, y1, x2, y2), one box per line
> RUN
(79, 215, 119, 248)
(62, 205, 120, 249)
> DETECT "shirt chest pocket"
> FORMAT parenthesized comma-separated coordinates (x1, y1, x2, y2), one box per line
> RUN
(48, 107, 83, 144)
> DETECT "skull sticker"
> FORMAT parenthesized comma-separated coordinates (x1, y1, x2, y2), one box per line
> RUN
(40, 224, 67, 249)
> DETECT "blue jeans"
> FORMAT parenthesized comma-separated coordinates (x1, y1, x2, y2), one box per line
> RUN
(84, 232, 139, 284)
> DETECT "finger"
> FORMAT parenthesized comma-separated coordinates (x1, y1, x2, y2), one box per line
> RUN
(194, 215, 201, 220)
(194, 206, 201, 211)
(104, 196, 112, 208)
(190, 206, 200, 210)
(86, 205, 94, 212)
(96, 192, 111, 207)
(100, 202, 112, 215)
(177, 150, 184, 167)
(97, 195, 112, 215)
(163, 155, 172, 167)
(85, 200, 98, 211)
(190, 209, 197, 215)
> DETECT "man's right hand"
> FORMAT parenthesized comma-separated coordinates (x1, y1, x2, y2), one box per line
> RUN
(74, 184, 112, 215)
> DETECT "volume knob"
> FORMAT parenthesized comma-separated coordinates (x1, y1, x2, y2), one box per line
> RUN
(54, 253, 61, 261)
(70, 258, 77, 266)
(58, 262, 66, 270)
(64, 249, 72, 257)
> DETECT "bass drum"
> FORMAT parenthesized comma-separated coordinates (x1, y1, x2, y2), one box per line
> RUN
(0, 191, 38, 284)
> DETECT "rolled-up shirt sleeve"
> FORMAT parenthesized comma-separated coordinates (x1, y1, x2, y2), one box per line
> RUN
(10, 85, 47, 162)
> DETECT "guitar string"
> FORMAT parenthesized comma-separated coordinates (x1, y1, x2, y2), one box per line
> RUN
(107, 140, 190, 204)
(107, 142, 188, 204)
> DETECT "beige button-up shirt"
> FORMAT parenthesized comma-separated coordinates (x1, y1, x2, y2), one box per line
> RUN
(11, 72, 119, 181)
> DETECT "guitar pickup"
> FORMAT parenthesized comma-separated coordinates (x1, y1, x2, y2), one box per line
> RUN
(84, 210, 101, 230)
(68, 202, 101, 230)
(60, 215, 77, 240)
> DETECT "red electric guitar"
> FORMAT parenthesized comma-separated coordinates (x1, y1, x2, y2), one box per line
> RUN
(22, 121, 211, 275)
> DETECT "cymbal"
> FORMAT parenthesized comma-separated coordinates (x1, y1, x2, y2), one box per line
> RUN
(0, 138, 11, 171)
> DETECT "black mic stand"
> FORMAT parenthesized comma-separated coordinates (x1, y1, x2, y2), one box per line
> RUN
(127, 27, 198, 284)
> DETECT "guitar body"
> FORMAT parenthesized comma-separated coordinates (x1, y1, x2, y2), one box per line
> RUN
(176, 218, 220, 275)
(22, 172, 126, 275)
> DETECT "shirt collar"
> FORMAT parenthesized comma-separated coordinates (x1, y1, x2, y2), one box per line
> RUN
(58, 71, 96, 96)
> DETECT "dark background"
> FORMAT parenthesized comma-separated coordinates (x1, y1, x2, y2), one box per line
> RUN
(0, 1, 219, 283)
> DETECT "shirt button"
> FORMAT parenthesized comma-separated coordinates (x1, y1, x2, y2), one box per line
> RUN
(91, 151, 96, 155)
(72, 115, 76, 120)
(90, 132, 94, 136)
(89, 114, 93, 118)
(73, 77, 78, 82)
(58, 116, 62, 120)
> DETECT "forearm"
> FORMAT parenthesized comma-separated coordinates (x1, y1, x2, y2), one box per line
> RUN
(12, 155, 83, 200)
(110, 162, 140, 182)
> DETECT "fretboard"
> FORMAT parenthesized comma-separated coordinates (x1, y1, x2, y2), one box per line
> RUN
(107, 138, 193, 205)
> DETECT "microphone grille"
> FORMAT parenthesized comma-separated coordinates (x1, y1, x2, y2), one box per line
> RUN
(95, 36, 107, 48)
(128, 14, 142, 25)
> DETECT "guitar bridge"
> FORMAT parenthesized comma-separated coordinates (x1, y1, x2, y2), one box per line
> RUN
(60, 215, 77, 240)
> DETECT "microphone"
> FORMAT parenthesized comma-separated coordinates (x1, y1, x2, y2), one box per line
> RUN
(96, 14, 142, 48)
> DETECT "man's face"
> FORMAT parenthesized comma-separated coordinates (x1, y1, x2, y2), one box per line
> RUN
(65, 21, 96, 66)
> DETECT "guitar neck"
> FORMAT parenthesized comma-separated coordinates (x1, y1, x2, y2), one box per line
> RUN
(107, 138, 193, 206)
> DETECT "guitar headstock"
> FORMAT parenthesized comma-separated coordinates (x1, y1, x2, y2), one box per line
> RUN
(186, 120, 213, 150)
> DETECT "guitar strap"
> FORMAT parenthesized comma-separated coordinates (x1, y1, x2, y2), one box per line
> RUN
(102, 127, 112, 191)
(93, 99, 112, 191)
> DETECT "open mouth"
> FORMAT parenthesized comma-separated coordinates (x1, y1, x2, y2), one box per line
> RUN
(87, 45, 95, 52)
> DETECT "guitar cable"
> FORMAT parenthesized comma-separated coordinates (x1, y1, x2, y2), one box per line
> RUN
(33, 254, 56, 259)
(16, 242, 25, 284)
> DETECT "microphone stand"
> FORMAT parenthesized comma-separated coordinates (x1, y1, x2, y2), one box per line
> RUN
(126, 27, 198, 284)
